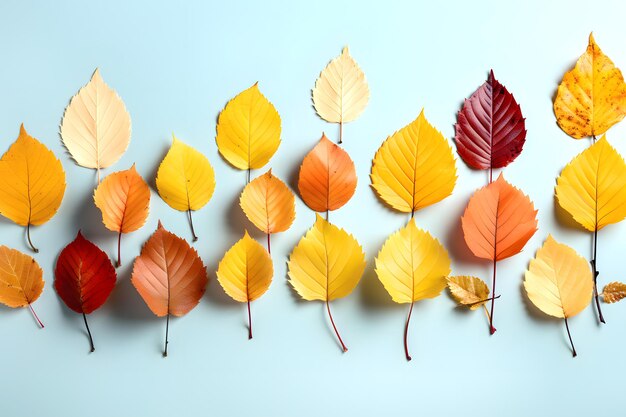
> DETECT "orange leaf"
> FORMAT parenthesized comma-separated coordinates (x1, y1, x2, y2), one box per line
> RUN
(94, 164, 150, 267)
(298, 133, 357, 212)
(462, 174, 538, 261)
(131, 221, 208, 356)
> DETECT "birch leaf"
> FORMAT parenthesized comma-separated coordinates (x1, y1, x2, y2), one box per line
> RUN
(447, 275, 490, 310)
(602, 282, 626, 304)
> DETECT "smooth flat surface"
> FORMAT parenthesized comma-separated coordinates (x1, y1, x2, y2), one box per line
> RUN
(1, 1, 625, 416)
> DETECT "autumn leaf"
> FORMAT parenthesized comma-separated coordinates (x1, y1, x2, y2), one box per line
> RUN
(54, 231, 117, 352)
(94, 164, 150, 267)
(216, 231, 273, 339)
(555, 135, 626, 323)
(156, 136, 215, 241)
(312, 46, 370, 143)
(602, 282, 626, 304)
(131, 222, 208, 356)
(298, 133, 357, 215)
(0, 246, 45, 328)
(462, 173, 538, 333)
(0, 124, 66, 253)
(288, 214, 366, 352)
(455, 70, 526, 175)
(375, 219, 450, 360)
(554, 33, 626, 139)
(447, 276, 490, 311)
(370, 110, 457, 214)
(239, 169, 295, 252)
(60, 68, 132, 182)
(216, 83, 281, 174)
(524, 235, 593, 357)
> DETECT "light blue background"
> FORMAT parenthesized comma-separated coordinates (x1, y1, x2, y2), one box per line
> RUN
(1, 0, 625, 415)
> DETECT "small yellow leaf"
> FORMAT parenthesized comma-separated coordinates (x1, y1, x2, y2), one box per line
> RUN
(370, 110, 457, 213)
(240, 169, 295, 235)
(375, 219, 451, 304)
(60, 68, 132, 179)
(524, 235, 593, 319)
(217, 231, 273, 303)
(312, 47, 370, 142)
(447, 275, 490, 310)
(216, 83, 281, 170)
(602, 282, 626, 304)
(0, 246, 44, 308)
(0, 125, 66, 252)
(554, 33, 626, 139)
(156, 136, 215, 241)
(555, 136, 626, 231)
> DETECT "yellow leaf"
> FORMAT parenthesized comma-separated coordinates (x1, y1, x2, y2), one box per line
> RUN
(602, 282, 626, 304)
(0, 246, 45, 327)
(524, 235, 593, 356)
(312, 47, 370, 143)
(0, 125, 66, 253)
(217, 231, 273, 339)
(287, 214, 365, 352)
(60, 69, 132, 181)
(555, 136, 626, 231)
(216, 83, 281, 170)
(554, 33, 626, 139)
(370, 110, 457, 214)
(93, 164, 151, 267)
(374, 219, 450, 360)
(240, 169, 295, 235)
(155, 135, 215, 241)
(447, 275, 490, 310)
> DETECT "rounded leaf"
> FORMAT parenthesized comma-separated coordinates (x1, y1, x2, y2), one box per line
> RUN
(447, 275, 490, 310)
(240, 169, 295, 234)
(0, 246, 44, 308)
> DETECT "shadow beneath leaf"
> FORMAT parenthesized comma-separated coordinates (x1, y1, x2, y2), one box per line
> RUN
(358, 258, 396, 309)
(105, 276, 155, 323)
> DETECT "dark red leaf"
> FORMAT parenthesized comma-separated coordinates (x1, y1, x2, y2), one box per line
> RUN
(54, 231, 116, 314)
(455, 70, 526, 170)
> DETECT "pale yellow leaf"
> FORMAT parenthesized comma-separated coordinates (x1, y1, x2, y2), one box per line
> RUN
(447, 275, 490, 310)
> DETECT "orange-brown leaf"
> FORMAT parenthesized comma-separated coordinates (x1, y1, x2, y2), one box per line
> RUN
(603, 281, 626, 304)
(462, 174, 538, 261)
(240, 169, 295, 234)
(131, 222, 208, 317)
(0, 246, 44, 308)
(298, 133, 357, 212)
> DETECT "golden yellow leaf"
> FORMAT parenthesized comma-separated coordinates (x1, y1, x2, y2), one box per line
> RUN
(93, 164, 150, 267)
(602, 282, 626, 304)
(287, 214, 366, 351)
(155, 135, 215, 241)
(554, 34, 626, 139)
(217, 231, 273, 339)
(60, 68, 132, 181)
(555, 136, 626, 231)
(0, 246, 45, 327)
(312, 47, 370, 143)
(375, 219, 450, 360)
(0, 125, 66, 253)
(239, 169, 295, 238)
(216, 83, 281, 170)
(370, 110, 457, 214)
(447, 275, 490, 310)
(524, 235, 593, 357)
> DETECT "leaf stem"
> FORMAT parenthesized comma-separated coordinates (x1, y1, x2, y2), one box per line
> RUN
(404, 302, 414, 361)
(82, 312, 95, 352)
(28, 303, 44, 328)
(489, 166, 493, 184)
(26, 223, 38, 253)
(163, 312, 170, 357)
(489, 259, 497, 335)
(564, 317, 577, 358)
(591, 227, 605, 324)
(116, 230, 122, 267)
(187, 209, 198, 242)
(326, 300, 347, 352)
(339, 121, 343, 144)
(247, 300, 253, 339)
(266, 233, 271, 255)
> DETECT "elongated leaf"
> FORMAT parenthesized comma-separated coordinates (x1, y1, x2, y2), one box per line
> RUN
(60, 69, 131, 179)
(447, 275, 490, 310)
(298, 134, 357, 212)
(554, 33, 626, 139)
(370, 110, 457, 214)
(0, 125, 66, 252)
(603, 282, 626, 304)
(555, 136, 626, 231)
(455, 70, 526, 170)
(216, 83, 281, 170)
(462, 173, 537, 261)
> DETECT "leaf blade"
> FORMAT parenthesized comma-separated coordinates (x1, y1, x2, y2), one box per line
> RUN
(0, 246, 44, 308)
(240, 169, 295, 234)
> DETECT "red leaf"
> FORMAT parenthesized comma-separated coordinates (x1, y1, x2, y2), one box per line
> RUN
(455, 70, 526, 170)
(54, 231, 116, 314)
